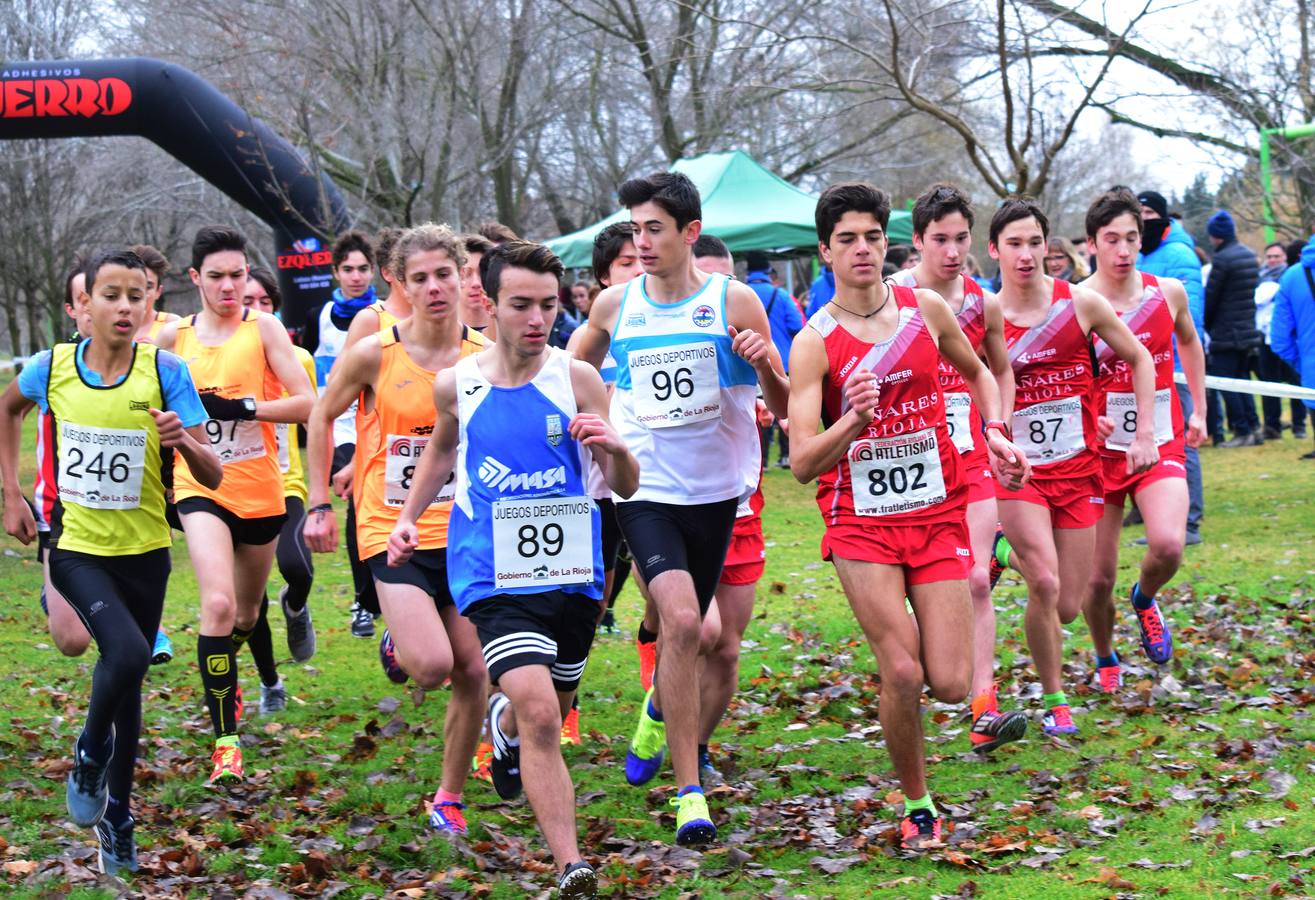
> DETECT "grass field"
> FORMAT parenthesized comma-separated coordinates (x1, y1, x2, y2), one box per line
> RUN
(0, 416, 1313, 898)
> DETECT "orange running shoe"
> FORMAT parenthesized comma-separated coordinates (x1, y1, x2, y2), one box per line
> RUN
(899, 809, 944, 849)
(636, 637, 657, 693)
(560, 706, 581, 746)
(471, 741, 494, 784)
(208, 738, 244, 785)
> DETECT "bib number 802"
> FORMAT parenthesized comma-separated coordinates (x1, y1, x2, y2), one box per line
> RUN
(867, 462, 927, 496)
(518, 522, 564, 558)
(651, 367, 694, 402)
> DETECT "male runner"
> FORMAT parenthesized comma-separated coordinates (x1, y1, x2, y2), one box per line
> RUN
(155, 225, 315, 782)
(460, 233, 497, 338)
(1080, 190, 1206, 689)
(789, 182, 1029, 848)
(890, 184, 1028, 750)
(302, 231, 381, 638)
(0, 249, 221, 874)
(389, 240, 638, 899)
(575, 171, 788, 846)
(304, 223, 488, 836)
(988, 198, 1158, 736)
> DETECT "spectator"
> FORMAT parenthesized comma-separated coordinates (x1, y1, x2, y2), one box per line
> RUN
(1138, 188, 1205, 543)
(744, 249, 802, 466)
(886, 244, 913, 270)
(1203, 210, 1263, 446)
(1259, 242, 1287, 284)
(1253, 243, 1307, 439)
(1044, 237, 1088, 282)
(548, 282, 582, 349)
(1270, 231, 1315, 459)
(806, 264, 835, 318)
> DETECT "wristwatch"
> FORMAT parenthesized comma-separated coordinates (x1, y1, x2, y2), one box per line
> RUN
(241, 398, 258, 419)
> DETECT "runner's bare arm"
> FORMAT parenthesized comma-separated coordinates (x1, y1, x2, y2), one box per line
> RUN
(306, 337, 381, 512)
(726, 281, 790, 419)
(388, 369, 460, 566)
(152, 320, 179, 351)
(980, 291, 1016, 418)
(572, 285, 622, 370)
(1074, 285, 1159, 472)
(256, 314, 315, 424)
(341, 307, 382, 354)
(153, 410, 223, 490)
(0, 382, 38, 544)
(570, 359, 639, 498)
(786, 327, 869, 483)
(1162, 277, 1207, 448)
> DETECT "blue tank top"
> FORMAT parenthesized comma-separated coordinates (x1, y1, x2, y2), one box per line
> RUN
(447, 349, 602, 612)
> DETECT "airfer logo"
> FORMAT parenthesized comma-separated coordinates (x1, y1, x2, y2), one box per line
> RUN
(1, 77, 132, 118)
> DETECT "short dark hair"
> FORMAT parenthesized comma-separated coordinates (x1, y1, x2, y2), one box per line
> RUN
(815, 182, 891, 245)
(475, 221, 519, 245)
(1287, 239, 1305, 266)
(618, 172, 702, 231)
(1266, 241, 1286, 253)
(911, 183, 975, 237)
(592, 222, 635, 285)
(332, 230, 375, 269)
(375, 227, 403, 276)
(481, 240, 565, 303)
(886, 245, 912, 268)
(190, 225, 247, 271)
(84, 249, 147, 296)
(462, 233, 495, 260)
(64, 257, 86, 310)
(129, 244, 169, 284)
(247, 266, 282, 311)
(1085, 188, 1143, 239)
(695, 235, 732, 261)
(988, 197, 1049, 245)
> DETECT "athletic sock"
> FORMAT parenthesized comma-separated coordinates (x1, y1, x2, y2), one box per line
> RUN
(198, 634, 239, 738)
(1096, 652, 1120, 669)
(677, 784, 703, 798)
(637, 623, 658, 645)
(104, 795, 130, 827)
(994, 535, 1014, 569)
(248, 595, 280, 687)
(904, 793, 938, 816)
(1042, 691, 1068, 709)
(698, 743, 709, 759)
(970, 688, 997, 719)
(1131, 583, 1155, 610)
(646, 696, 664, 722)
(571, 695, 580, 712)
(434, 788, 462, 805)
(230, 624, 255, 651)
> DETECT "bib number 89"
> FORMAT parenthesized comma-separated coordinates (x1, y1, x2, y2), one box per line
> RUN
(867, 462, 928, 497)
(651, 367, 694, 402)
(518, 522, 564, 558)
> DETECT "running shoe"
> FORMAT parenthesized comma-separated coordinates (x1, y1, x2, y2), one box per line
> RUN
(969, 708, 1028, 752)
(671, 791, 716, 846)
(379, 629, 408, 684)
(698, 747, 725, 786)
(1041, 704, 1079, 736)
(281, 588, 316, 662)
(151, 628, 173, 665)
(428, 796, 468, 836)
(96, 816, 138, 876)
(67, 731, 113, 827)
(899, 808, 944, 850)
(259, 680, 288, 715)
(636, 637, 657, 693)
(598, 610, 618, 635)
(350, 602, 375, 638)
(1097, 663, 1123, 693)
(560, 705, 581, 746)
(471, 741, 494, 784)
(624, 687, 667, 786)
(1132, 586, 1173, 664)
(489, 694, 523, 800)
(988, 529, 1008, 589)
(39, 585, 48, 615)
(208, 737, 244, 784)
(558, 861, 598, 899)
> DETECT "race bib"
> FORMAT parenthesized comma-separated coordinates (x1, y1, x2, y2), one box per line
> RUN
(627, 342, 721, 428)
(203, 418, 266, 465)
(384, 435, 455, 507)
(492, 495, 594, 589)
(276, 423, 291, 473)
(1105, 389, 1173, 450)
(944, 392, 975, 454)
(849, 428, 947, 516)
(57, 422, 147, 510)
(1013, 396, 1085, 465)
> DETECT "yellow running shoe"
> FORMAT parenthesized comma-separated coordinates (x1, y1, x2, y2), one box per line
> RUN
(671, 790, 716, 846)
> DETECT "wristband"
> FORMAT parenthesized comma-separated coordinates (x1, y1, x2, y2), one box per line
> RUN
(200, 392, 257, 421)
(309, 503, 333, 515)
(985, 419, 1011, 440)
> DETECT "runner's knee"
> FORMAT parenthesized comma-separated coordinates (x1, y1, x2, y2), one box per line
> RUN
(513, 693, 563, 746)
(408, 651, 453, 690)
(879, 654, 924, 698)
(449, 652, 489, 695)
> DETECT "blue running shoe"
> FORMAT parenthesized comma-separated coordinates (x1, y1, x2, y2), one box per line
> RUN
(67, 730, 113, 827)
(96, 816, 138, 876)
(1041, 704, 1079, 736)
(151, 628, 173, 665)
(1132, 586, 1173, 664)
(624, 688, 667, 786)
(379, 629, 408, 684)
(428, 796, 468, 836)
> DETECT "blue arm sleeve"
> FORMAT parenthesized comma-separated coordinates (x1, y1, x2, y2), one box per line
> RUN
(16, 351, 52, 413)
(1270, 282, 1299, 370)
(157, 351, 209, 428)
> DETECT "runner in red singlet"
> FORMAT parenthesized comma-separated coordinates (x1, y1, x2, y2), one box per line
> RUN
(892, 184, 1027, 751)
(988, 198, 1159, 738)
(1079, 190, 1206, 691)
(790, 183, 1028, 849)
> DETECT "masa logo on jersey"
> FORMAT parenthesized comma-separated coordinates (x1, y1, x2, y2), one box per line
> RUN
(478, 456, 566, 493)
(692, 305, 715, 328)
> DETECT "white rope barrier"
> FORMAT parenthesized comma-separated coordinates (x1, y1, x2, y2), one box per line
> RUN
(1176, 371, 1315, 402)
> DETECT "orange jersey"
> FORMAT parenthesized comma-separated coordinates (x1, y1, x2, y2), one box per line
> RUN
(173, 308, 286, 518)
(355, 324, 488, 558)
(145, 310, 172, 343)
(351, 300, 408, 482)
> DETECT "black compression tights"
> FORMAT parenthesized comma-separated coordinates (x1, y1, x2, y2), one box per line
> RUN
(49, 547, 170, 806)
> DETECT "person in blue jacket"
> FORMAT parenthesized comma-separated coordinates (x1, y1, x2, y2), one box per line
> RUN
(805, 265, 835, 318)
(1137, 190, 1205, 543)
(744, 251, 802, 466)
(1269, 232, 1315, 460)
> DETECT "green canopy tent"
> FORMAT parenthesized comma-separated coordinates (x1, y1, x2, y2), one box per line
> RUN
(543, 150, 913, 269)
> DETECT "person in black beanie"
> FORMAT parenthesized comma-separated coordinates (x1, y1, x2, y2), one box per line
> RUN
(1203, 210, 1263, 446)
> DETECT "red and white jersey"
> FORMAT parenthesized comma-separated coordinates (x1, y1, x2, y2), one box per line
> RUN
(811, 285, 964, 527)
(1093, 273, 1183, 456)
(889, 271, 987, 456)
(732, 471, 765, 538)
(33, 409, 56, 533)
(1003, 279, 1098, 478)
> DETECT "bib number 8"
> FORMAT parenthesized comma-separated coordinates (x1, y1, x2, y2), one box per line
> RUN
(518, 522, 564, 558)
(1122, 409, 1137, 433)
(651, 367, 694, 402)
(66, 448, 132, 484)
(867, 462, 928, 496)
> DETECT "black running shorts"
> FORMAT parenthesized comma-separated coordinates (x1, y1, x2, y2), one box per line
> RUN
(615, 497, 738, 614)
(464, 590, 601, 691)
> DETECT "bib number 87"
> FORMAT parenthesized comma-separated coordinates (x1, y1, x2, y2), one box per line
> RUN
(867, 462, 927, 496)
(1028, 418, 1063, 444)
(651, 367, 694, 402)
(518, 522, 564, 558)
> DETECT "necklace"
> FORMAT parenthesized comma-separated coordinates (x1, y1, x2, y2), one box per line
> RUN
(829, 285, 891, 320)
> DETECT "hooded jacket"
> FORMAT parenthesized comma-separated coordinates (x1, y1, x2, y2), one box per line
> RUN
(1139, 218, 1205, 367)
(1269, 234, 1315, 410)
(1204, 238, 1262, 352)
